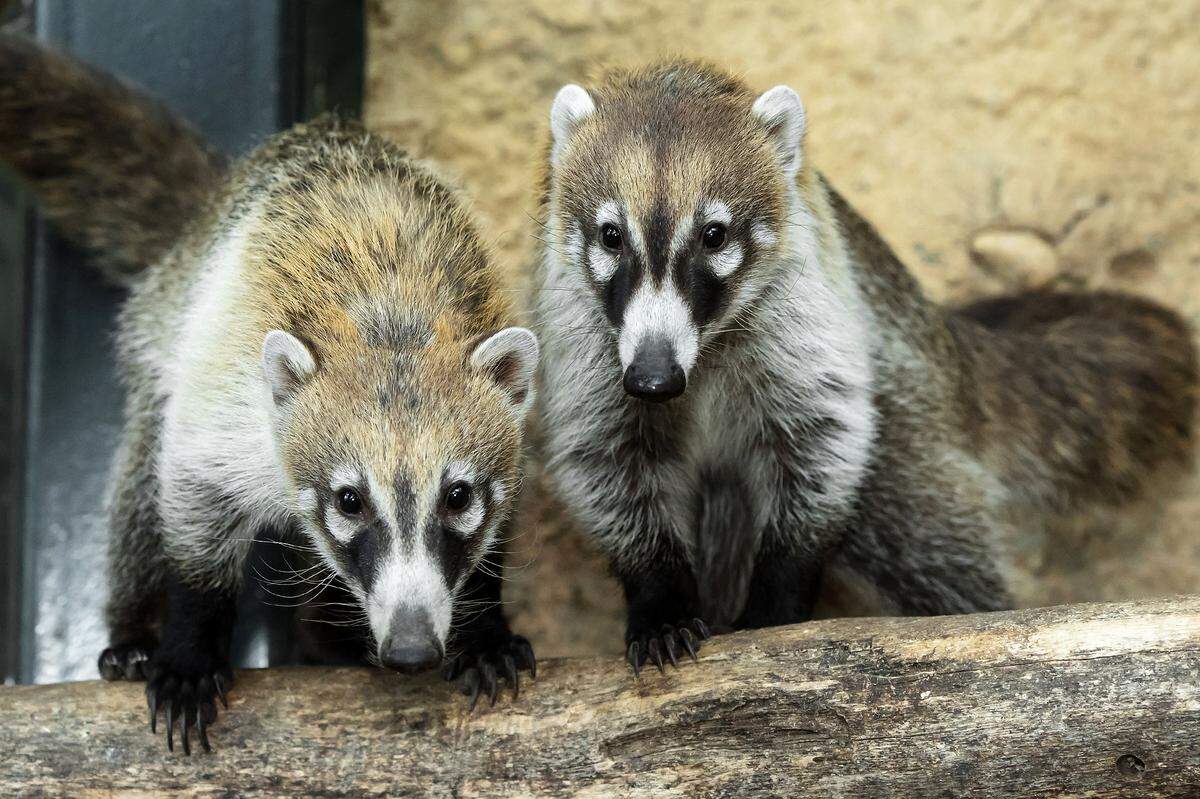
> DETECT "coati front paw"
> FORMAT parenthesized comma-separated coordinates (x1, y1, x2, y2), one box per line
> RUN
(626, 618, 711, 677)
(144, 658, 233, 754)
(442, 633, 536, 711)
(98, 642, 155, 681)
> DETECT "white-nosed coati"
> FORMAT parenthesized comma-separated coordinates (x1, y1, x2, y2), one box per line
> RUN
(0, 33, 539, 752)
(532, 60, 1198, 675)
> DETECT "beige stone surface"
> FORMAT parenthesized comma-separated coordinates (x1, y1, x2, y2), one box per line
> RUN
(366, 0, 1200, 657)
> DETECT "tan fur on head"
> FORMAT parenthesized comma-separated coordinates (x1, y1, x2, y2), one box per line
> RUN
(548, 60, 793, 255)
(232, 120, 532, 537)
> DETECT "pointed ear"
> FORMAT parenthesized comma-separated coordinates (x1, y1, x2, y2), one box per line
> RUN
(471, 327, 540, 417)
(751, 85, 806, 176)
(550, 84, 595, 168)
(262, 330, 316, 404)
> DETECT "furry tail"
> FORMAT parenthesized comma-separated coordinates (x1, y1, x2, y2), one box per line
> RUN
(955, 290, 1198, 510)
(0, 33, 226, 285)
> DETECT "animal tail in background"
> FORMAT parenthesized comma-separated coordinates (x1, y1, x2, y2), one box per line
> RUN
(0, 31, 226, 284)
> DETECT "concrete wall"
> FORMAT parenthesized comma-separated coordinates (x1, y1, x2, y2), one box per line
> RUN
(366, 0, 1200, 657)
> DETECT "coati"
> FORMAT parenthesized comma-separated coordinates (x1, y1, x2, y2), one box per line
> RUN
(533, 60, 1198, 674)
(0, 33, 538, 752)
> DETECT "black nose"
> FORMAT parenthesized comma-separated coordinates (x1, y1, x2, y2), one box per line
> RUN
(623, 339, 686, 402)
(379, 614, 443, 674)
(380, 636, 442, 674)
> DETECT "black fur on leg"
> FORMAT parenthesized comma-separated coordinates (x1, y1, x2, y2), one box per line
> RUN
(441, 553, 535, 709)
(618, 538, 710, 677)
(735, 537, 825, 630)
(694, 466, 760, 629)
(101, 393, 168, 676)
(144, 572, 236, 754)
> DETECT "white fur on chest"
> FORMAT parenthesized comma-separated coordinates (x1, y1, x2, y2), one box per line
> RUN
(688, 253, 878, 532)
(536, 206, 879, 560)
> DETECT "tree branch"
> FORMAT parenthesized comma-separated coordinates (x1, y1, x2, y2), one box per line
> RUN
(4, 597, 1199, 797)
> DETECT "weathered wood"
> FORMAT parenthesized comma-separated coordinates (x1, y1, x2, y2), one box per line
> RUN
(2, 598, 1199, 798)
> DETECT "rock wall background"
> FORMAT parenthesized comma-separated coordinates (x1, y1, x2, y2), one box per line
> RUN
(366, 0, 1200, 657)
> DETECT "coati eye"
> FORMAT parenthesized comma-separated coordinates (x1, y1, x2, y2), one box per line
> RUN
(702, 223, 727, 250)
(600, 222, 623, 251)
(336, 488, 363, 516)
(443, 482, 472, 513)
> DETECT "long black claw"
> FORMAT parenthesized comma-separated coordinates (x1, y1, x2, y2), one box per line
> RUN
(183, 693, 200, 756)
(663, 633, 680, 668)
(679, 627, 699, 662)
(147, 686, 158, 732)
(166, 702, 176, 752)
(481, 661, 499, 707)
(197, 712, 211, 753)
(648, 638, 664, 673)
(522, 640, 537, 680)
(693, 618, 712, 640)
(627, 641, 641, 677)
(502, 654, 519, 700)
(464, 669, 481, 713)
(213, 673, 228, 710)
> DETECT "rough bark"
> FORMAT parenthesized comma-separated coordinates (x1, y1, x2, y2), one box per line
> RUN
(2, 598, 1199, 798)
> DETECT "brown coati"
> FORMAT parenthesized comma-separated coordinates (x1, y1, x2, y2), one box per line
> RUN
(532, 60, 1198, 675)
(0, 33, 539, 752)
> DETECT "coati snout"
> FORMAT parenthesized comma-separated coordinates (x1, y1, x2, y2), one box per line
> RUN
(623, 337, 686, 401)
(379, 607, 444, 674)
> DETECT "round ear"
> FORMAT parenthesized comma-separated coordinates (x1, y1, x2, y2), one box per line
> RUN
(262, 330, 316, 405)
(550, 84, 595, 168)
(751, 85, 807, 176)
(470, 327, 540, 418)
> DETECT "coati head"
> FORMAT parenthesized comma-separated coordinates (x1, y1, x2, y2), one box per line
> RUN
(545, 61, 807, 401)
(250, 156, 537, 675)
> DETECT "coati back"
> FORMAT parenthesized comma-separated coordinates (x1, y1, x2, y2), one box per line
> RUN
(1, 33, 539, 753)
(532, 59, 1197, 673)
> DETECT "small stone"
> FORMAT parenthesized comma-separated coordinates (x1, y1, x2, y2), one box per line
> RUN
(969, 227, 1060, 289)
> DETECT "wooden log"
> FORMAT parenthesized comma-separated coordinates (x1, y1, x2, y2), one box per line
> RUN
(2, 598, 1199, 798)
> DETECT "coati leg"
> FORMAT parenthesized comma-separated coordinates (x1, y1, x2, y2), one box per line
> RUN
(694, 468, 761, 630)
(98, 397, 166, 682)
(440, 533, 536, 710)
(618, 537, 711, 676)
(735, 536, 825, 629)
(144, 481, 254, 754)
(693, 469, 824, 632)
(831, 469, 1014, 615)
(145, 571, 237, 754)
